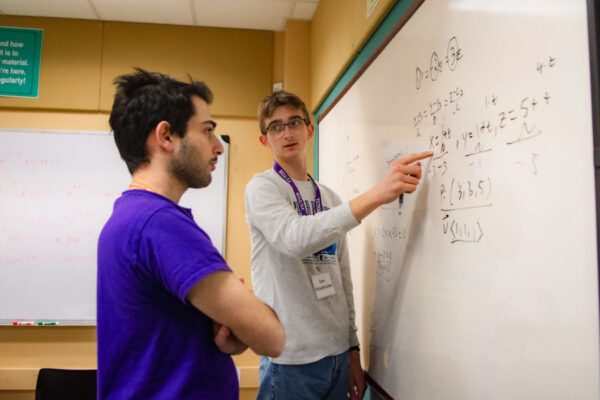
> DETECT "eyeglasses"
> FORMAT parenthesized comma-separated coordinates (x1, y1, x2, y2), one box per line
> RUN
(265, 118, 309, 135)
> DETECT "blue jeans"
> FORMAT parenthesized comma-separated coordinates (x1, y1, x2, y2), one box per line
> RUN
(256, 351, 350, 400)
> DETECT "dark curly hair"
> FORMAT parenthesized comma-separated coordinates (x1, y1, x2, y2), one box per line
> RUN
(109, 68, 213, 173)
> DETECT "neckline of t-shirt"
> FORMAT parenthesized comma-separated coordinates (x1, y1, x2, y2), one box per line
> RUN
(125, 189, 193, 213)
(291, 178, 315, 188)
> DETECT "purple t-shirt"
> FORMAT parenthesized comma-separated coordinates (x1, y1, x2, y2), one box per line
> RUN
(97, 190, 237, 400)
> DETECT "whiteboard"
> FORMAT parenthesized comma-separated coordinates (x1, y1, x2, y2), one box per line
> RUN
(0, 129, 229, 324)
(318, 0, 600, 399)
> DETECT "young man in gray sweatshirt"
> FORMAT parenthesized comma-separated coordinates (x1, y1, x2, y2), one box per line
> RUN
(245, 91, 432, 400)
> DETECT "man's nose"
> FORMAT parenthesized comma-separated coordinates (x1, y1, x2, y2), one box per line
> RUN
(282, 124, 294, 136)
(214, 136, 224, 155)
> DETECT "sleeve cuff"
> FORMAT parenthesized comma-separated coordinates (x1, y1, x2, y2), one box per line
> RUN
(349, 330, 360, 348)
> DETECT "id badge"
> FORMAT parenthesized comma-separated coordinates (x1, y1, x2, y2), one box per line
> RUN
(311, 272, 336, 299)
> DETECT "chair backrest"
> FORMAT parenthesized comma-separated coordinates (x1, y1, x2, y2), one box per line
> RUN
(35, 368, 97, 400)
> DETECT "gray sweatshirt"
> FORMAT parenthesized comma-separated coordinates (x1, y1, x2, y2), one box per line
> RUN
(245, 169, 360, 364)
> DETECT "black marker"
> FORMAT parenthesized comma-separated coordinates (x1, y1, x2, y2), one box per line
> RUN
(398, 194, 404, 215)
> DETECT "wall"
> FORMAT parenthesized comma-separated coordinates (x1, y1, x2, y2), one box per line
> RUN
(0, 15, 273, 400)
(310, 0, 397, 110)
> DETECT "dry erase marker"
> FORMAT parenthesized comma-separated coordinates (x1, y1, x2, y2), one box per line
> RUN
(12, 321, 34, 326)
(398, 173, 415, 215)
(398, 194, 404, 215)
(37, 321, 59, 326)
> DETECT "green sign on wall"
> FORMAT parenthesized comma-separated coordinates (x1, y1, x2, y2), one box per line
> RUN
(0, 26, 43, 98)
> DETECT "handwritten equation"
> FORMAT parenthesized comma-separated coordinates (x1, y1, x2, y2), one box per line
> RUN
(0, 152, 61, 171)
(413, 87, 464, 135)
(0, 149, 124, 265)
(416, 46, 557, 244)
(375, 250, 392, 281)
(366, 226, 408, 241)
(416, 36, 463, 90)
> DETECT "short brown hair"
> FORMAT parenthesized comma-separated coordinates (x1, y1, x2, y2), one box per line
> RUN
(257, 91, 311, 134)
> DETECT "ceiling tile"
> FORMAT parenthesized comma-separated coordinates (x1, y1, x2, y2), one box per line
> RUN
(92, 0, 194, 25)
(0, 0, 97, 20)
(292, 1, 318, 20)
(193, 0, 294, 31)
(0, 0, 320, 31)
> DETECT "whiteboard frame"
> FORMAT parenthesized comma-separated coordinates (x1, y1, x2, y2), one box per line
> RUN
(314, 0, 600, 398)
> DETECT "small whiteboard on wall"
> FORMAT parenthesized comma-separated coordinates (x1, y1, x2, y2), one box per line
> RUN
(317, 0, 599, 399)
(0, 129, 229, 325)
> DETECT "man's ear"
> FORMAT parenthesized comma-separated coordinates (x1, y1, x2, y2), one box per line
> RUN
(307, 124, 315, 140)
(259, 134, 270, 148)
(153, 121, 174, 151)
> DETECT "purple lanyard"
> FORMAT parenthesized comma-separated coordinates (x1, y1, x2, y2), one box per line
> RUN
(273, 161, 322, 216)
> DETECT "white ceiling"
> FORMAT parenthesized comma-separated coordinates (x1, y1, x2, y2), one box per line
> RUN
(0, 0, 320, 32)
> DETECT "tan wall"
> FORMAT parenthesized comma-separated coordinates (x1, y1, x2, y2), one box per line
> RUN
(272, 31, 285, 86)
(310, 0, 397, 111)
(98, 22, 272, 117)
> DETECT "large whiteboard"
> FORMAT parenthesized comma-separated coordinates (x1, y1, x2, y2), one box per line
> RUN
(318, 0, 600, 398)
(0, 129, 229, 324)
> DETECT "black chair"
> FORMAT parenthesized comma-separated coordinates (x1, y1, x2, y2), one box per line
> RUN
(35, 368, 97, 400)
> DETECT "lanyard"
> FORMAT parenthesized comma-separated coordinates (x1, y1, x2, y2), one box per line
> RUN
(273, 162, 322, 216)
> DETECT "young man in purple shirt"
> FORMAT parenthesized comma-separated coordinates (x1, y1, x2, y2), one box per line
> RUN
(97, 69, 285, 400)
